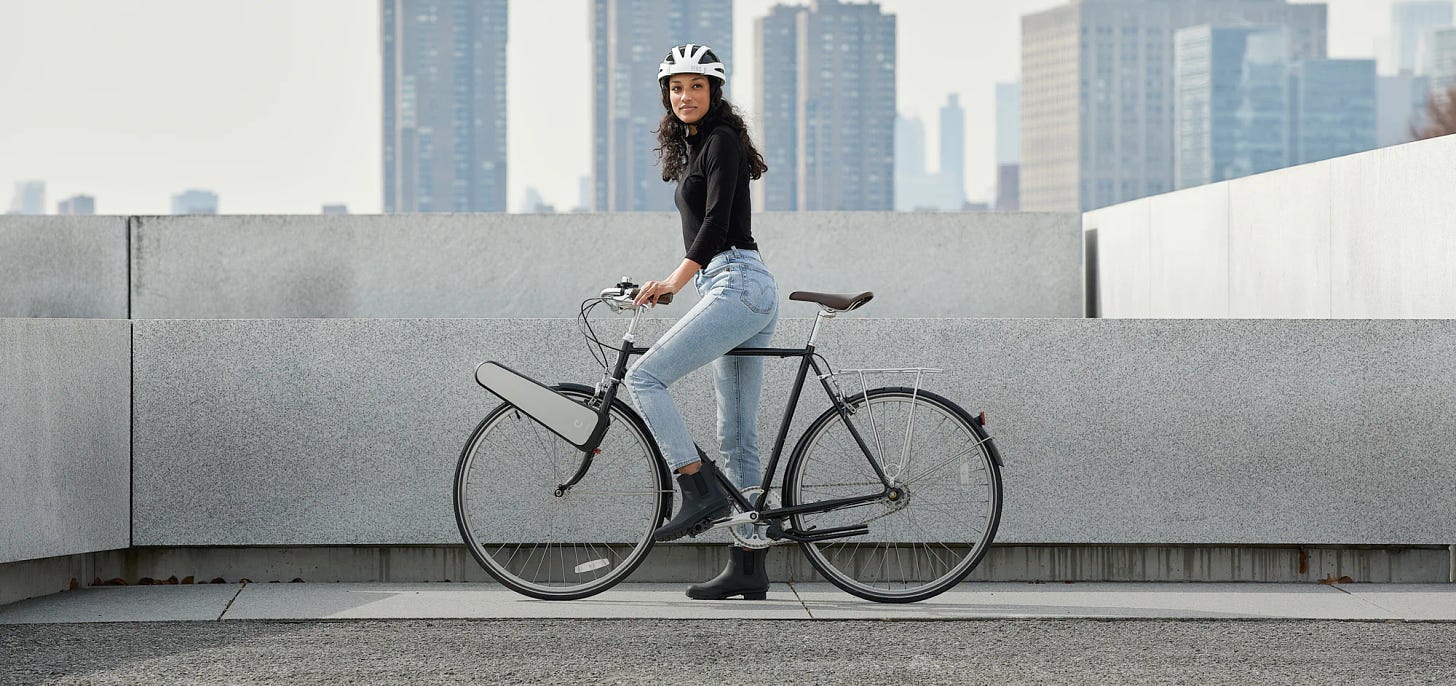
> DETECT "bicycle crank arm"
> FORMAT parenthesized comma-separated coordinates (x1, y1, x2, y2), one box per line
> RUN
(706, 511, 760, 531)
(767, 522, 870, 543)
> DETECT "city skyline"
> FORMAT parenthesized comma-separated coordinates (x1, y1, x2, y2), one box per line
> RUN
(1023, 0, 1331, 212)
(0, 0, 1446, 214)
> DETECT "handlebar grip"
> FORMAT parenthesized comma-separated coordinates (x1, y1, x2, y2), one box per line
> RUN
(626, 288, 673, 305)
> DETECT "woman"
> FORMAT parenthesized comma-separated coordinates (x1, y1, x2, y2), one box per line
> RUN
(625, 43, 778, 601)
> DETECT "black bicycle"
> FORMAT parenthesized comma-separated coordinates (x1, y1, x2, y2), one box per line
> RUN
(455, 279, 1003, 603)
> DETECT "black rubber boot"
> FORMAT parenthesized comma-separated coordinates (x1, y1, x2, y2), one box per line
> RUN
(686, 547, 770, 600)
(654, 458, 731, 542)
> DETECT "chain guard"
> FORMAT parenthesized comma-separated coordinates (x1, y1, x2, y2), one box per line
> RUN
(730, 487, 789, 549)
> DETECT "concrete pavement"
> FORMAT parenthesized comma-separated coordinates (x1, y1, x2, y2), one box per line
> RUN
(2, 582, 1453, 624)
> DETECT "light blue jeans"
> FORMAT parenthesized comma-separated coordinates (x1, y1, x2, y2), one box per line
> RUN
(625, 248, 779, 499)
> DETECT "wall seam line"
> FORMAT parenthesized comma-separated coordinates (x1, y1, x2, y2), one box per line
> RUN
(129, 321, 135, 553)
(127, 216, 135, 553)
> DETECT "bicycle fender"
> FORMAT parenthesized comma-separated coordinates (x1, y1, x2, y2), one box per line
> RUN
(474, 361, 609, 451)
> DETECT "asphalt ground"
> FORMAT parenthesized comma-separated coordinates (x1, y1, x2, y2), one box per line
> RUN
(3, 618, 1455, 685)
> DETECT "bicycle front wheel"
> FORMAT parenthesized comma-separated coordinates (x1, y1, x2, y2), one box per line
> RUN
(784, 387, 1003, 603)
(454, 385, 670, 600)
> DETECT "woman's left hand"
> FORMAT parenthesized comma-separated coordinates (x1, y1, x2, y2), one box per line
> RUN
(633, 279, 681, 307)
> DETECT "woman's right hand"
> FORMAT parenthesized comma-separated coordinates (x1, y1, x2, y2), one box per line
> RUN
(632, 280, 676, 307)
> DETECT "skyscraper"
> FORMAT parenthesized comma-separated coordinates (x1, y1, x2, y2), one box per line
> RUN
(995, 82, 1022, 211)
(939, 94, 966, 207)
(592, 0, 732, 212)
(794, 0, 896, 211)
(8, 181, 45, 215)
(755, 4, 799, 210)
(891, 114, 926, 211)
(171, 190, 218, 215)
(1022, 0, 1327, 211)
(755, 1, 895, 211)
(381, 0, 508, 213)
(1429, 27, 1456, 93)
(57, 195, 95, 215)
(1174, 26, 1292, 189)
(1291, 59, 1377, 164)
(1378, 72, 1432, 146)
(895, 109, 966, 211)
(1391, 1, 1453, 76)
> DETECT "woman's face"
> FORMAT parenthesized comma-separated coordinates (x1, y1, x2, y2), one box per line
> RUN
(668, 74, 712, 125)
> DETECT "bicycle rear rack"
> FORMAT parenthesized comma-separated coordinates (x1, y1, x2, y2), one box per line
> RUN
(818, 367, 944, 483)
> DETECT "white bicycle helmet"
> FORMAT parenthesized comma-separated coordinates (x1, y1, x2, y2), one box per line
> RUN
(658, 44, 726, 86)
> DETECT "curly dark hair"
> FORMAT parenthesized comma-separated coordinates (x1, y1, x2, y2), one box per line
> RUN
(654, 80, 768, 183)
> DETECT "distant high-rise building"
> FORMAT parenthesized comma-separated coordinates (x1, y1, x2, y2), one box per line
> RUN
(57, 194, 95, 215)
(755, 4, 799, 210)
(755, 1, 895, 211)
(1391, 1, 1453, 76)
(1175, 26, 1292, 190)
(592, 0, 731, 212)
(893, 109, 966, 211)
(171, 189, 218, 215)
(382, 0, 508, 213)
(321, 204, 349, 215)
(519, 186, 555, 213)
(8, 181, 45, 215)
(797, 0, 896, 210)
(575, 175, 592, 213)
(995, 82, 1021, 211)
(1022, 0, 1327, 211)
(894, 113, 946, 211)
(1291, 59, 1377, 164)
(1378, 72, 1432, 146)
(895, 115, 926, 187)
(1429, 27, 1456, 94)
(939, 94, 966, 206)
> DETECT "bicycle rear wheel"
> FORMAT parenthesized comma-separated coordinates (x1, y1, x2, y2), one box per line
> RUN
(454, 385, 670, 600)
(784, 387, 1002, 603)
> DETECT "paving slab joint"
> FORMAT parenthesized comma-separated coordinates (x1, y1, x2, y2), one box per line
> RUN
(785, 581, 813, 619)
(216, 582, 246, 621)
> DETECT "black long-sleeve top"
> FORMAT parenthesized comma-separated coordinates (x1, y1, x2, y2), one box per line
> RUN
(675, 119, 757, 267)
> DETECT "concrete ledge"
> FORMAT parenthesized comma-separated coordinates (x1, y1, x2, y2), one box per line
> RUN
(127, 212, 1082, 319)
(64, 545, 1456, 586)
(0, 319, 131, 565)
(133, 317, 1456, 547)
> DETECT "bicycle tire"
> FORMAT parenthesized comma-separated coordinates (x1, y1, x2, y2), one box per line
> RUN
(783, 387, 1003, 603)
(454, 384, 671, 600)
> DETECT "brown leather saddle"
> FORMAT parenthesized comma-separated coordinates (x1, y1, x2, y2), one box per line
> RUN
(789, 290, 874, 312)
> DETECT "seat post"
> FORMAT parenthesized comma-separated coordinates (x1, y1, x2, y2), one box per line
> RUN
(807, 308, 836, 347)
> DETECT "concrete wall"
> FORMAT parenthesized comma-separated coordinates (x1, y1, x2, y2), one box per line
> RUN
(0, 319, 131, 565)
(133, 317, 1456, 547)
(129, 212, 1082, 319)
(1085, 135, 1456, 318)
(0, 216, 129, 318)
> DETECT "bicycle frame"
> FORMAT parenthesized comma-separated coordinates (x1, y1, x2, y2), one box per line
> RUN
(566, 306, 897, 532)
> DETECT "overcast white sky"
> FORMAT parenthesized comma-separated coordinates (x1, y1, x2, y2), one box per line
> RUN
(0, 0, 1435, 214)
